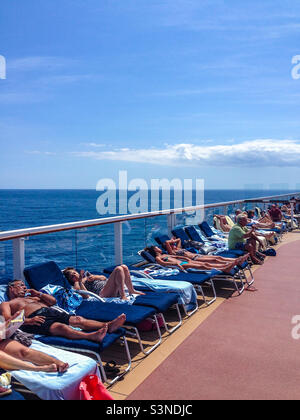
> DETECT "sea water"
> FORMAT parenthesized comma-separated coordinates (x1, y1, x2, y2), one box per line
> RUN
(0, 189, 295, 279)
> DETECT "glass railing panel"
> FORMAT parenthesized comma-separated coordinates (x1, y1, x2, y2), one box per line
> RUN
(0, 241, 13, 281)
(144, 214, 169, 247)
(75, 224, 115, 273)
(25, 230, 77, 272)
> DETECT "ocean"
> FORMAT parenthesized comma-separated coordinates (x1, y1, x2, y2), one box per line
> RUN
(0, 189, 296, 279)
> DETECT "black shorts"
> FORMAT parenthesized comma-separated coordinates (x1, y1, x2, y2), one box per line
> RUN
(21, 307, 71, 336)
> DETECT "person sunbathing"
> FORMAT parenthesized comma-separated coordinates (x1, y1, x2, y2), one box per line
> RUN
(0, 281, 126, 343)
(63, 265, 145, 301)
(164, 237, 243, 263)
(0, 337, 69, 373)
(144, 246, 249, 274)
(214, 215, 231, 232)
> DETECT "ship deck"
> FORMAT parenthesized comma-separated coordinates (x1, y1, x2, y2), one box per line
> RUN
(105, 231, 300, 400)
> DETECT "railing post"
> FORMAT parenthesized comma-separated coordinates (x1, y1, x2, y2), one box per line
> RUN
(167, 213, 176, 237)
(13, 238, 25, 280)
(290, 201, 295, 230)
(114, 222, 123, 265)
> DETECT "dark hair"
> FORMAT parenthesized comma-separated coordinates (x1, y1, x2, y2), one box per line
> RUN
(7, 280, 23, 288)
(62, 267, 76, 282)
(144, 246, 157, 259)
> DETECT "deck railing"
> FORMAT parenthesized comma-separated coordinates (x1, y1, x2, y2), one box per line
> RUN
(0, 191, 299, 280)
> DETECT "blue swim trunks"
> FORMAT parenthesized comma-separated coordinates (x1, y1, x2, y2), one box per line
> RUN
(235, 242, 246, 251)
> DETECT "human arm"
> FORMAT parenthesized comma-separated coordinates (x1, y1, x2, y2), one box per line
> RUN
(26, 289, 57, 307)
(0, 301, 12, 320)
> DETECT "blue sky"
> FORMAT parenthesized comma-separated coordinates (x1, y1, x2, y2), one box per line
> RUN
(0, 0, 300, 189)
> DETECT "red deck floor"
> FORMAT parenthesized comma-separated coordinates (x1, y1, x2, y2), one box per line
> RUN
(128, 237, 300, 400)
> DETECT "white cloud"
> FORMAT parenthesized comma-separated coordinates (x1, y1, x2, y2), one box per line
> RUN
(71, 139, 300, 168)
(25, 151, 56, 156)
(9, 56, 78, 71)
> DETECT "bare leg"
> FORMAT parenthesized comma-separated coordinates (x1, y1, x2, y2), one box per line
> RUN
(121, 265, 145, 295)
(0, 340, 67, 372)
(49, 322, 108, 343)
(185, 260, 238, 273)
(245, 240, 263, 265)
(100, 266, 126, 299)
(69, 314, 126, 334)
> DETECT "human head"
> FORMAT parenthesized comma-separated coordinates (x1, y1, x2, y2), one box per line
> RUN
(7, 280, 27, 300)
(247, 210, 255, 218)
(236, 214, 248, 227)
(144, 246, 162, 258)
(62, 267, 79, 284)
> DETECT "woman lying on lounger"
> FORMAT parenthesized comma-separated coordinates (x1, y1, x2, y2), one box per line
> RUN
(0, 315, 69, 373)
(164, 237, 237, 263)
(144, 246, 249, 274)
(63, 265, 145, 301)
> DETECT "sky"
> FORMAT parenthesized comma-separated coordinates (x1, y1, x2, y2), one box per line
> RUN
(0, 0, 300, 190)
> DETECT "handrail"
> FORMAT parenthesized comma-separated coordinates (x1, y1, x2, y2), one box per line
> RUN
(0, 191, 299, 242)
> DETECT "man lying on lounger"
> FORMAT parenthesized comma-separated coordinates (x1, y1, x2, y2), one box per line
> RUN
(0, 280, 126, 343)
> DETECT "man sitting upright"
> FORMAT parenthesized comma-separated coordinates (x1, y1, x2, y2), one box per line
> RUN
(228, 214, 266, 265)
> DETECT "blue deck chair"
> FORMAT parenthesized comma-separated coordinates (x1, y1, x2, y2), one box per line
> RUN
(23, 261, 177, 357)
(184, 225, 254, 283)
(104, 257, 218, 307)
(102, 264, 199, 317)
(34, 327, 131, 385)
(198, 221, 220, 238)
(155, 232, 200, 255)
(136, 247, 256, 298)
(0, 390, 25, 400)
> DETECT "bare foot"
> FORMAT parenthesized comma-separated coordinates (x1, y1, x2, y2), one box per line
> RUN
(108, 314, 126, 333)
(55, 361, 69, 373)
(222, 261, 237, 274)
(88, 326, 108, 342)
(39, 363, 59, 373)
(252, 257, 264, 265)
(130, 290, 145, 296)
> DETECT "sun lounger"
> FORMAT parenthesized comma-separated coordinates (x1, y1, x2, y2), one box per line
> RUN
(23, 261, 178, 355)
(10, 340, 103, 399)
(138, 249, 251, 297)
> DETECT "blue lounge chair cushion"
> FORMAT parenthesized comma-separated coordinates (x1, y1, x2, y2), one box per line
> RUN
(24, 261, 70, 291)
(216, 250, 245, 257)
(76, 299, 156, 326)
(143, 269, 216, 285)
(171, 227, 190, 243)
(154, 235, 171, 249)
(36, 328, 126, 353)
(198, 221, 215, 238)
(0, 390, 25, 400)
(140, 250, 157, 264)
(184, 226, 205, 243)
(134, 292, 179, 312)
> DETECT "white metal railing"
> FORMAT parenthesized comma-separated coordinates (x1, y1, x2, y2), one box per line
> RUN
(0, 192, 299, 280)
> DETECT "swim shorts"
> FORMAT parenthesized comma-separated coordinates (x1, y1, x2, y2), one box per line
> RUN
(235, 242, 246, 251)
(21, 307, 71, 336)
